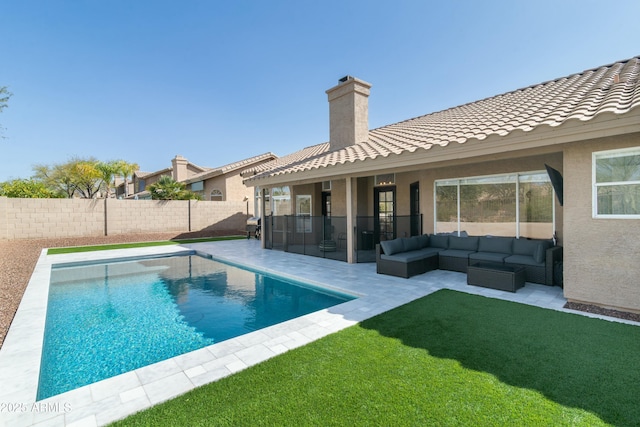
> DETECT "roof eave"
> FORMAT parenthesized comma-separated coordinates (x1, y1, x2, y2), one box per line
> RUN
(244, 109, 640, 187)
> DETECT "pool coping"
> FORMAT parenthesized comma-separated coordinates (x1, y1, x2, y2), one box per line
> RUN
(0, 242, 388, 426)
(0, 239, 636, 426)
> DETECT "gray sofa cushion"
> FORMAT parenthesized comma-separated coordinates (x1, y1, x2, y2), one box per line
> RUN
(449, 236, 479, 251)
(429, 234, 449, 249)
(381, 251, 427, 263)
(380, 238, 404, 255)
(414, 234, 429, 249)
(402, 237, 420, 252)
(505, 254, 543, 267)
(469, 251, 510, 263)
(513, 238, 540, 256)
(417, 247, 443, 257)
(439, 249, 474, 259)
(478, 236, 513, 254)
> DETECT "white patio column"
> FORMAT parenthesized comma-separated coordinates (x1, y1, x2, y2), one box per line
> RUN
(346, 176, 357, 263)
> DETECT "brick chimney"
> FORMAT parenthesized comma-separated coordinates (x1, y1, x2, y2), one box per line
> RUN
(172, 155, 188, 182)
(326, 76, 371, 151)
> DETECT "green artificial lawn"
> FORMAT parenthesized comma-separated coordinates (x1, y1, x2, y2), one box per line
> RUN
(47, 235, 245, 254)
(112, 289, 640, 426)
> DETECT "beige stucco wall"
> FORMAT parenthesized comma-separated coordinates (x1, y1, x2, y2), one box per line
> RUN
(563, 132, 640, 313)
(200, 170, 259, 216)
(0, 198, 247, 240)
(202, 175, 226, 201)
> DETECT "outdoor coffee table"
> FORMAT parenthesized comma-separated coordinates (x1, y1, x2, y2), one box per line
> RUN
(467, 262, 525, 292)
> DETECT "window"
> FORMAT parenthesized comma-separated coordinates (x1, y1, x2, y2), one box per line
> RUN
(375, 187, 396, 241)
(296, 195, 312, 232)
(210, 189, 223, 201)
(191, 181, 204, 192)
(435, 171, 554, 239)
(593, 147, 640, 218)
(271, 186, 291, 215)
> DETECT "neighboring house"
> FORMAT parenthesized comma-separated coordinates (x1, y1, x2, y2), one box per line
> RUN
(119, 153, 277, 215)
(121, 155, 211, 199)
(242, 56, 640, 314)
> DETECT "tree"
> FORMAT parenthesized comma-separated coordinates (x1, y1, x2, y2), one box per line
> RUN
(33, 162, 77, 198)
(33, 157, 103, 198)
(0, 179, 63, 198)
(68, 158, 103, 199)
(0, 86, 12, 139)
(95, 160, 120, 198)
(148, 175, 202, 200)
(114, 160, 139, 197)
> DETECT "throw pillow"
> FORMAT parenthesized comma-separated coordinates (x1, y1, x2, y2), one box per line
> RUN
(380, 238, 404, 255)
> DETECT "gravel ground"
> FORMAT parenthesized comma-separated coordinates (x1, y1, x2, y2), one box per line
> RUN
(2, 233, 639, 349)
(0, 230, 242, 349)
(564, 301, 640, 323)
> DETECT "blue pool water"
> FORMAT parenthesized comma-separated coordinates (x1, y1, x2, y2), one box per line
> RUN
(37, 253, 353, 400)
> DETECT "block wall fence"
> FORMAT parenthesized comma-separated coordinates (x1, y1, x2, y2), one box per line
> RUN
(0, 197, 249, 240)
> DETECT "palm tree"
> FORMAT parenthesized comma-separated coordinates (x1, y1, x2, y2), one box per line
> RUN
(95, 161, 119, 198)
(148, 175, 202, 200)
(114, 160, 139, 198)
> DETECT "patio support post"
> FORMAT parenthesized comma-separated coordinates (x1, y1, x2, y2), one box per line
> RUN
(346, 177, 357, 263)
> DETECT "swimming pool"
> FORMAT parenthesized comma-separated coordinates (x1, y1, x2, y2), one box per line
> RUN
(37, 252, 354, 400)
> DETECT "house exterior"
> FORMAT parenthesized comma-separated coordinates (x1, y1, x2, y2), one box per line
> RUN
(242, 56, 640, 314)
(115, 155, 209, 199)
(119, 153, 277, 215)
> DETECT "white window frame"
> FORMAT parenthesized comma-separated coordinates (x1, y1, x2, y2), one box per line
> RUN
(434, 170, 555, 237)
(296, 195, 312, 233)
(593, 147, 640, 219)
(271, 186, 291, 216)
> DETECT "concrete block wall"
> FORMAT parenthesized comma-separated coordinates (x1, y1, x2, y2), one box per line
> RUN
(1, 197, 105, 239)
(190, 200, 247, 232)
(0, 198, 248, 240)
(0, 197, 7, 241)
(105, 199, 189, 234)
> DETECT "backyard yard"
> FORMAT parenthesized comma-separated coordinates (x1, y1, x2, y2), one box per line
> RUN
(112, 289, 640, 426)
(2, 236, 639, 426)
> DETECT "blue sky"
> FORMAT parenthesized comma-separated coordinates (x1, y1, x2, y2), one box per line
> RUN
(1, 0, 639, 182)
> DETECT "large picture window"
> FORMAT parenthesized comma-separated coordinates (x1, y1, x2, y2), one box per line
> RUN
(435, 171, 554, 239)
(593, 147, 640, 218)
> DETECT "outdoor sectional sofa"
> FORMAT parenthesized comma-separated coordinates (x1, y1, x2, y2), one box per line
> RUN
(376, 234, 563, 285)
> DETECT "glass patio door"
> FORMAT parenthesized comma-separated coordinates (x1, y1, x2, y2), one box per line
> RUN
(374, 187, 396, 242)
(410, 182, 420, 236)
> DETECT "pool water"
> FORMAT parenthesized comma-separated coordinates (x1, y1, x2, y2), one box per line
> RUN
(37, 253, 353, 400)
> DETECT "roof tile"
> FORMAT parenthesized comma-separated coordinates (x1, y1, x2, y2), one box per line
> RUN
(244, 56, 640, 182)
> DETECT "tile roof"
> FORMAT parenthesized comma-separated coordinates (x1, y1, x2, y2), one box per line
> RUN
(244, 55, 640, 182)
(184, 152, 277, 183)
